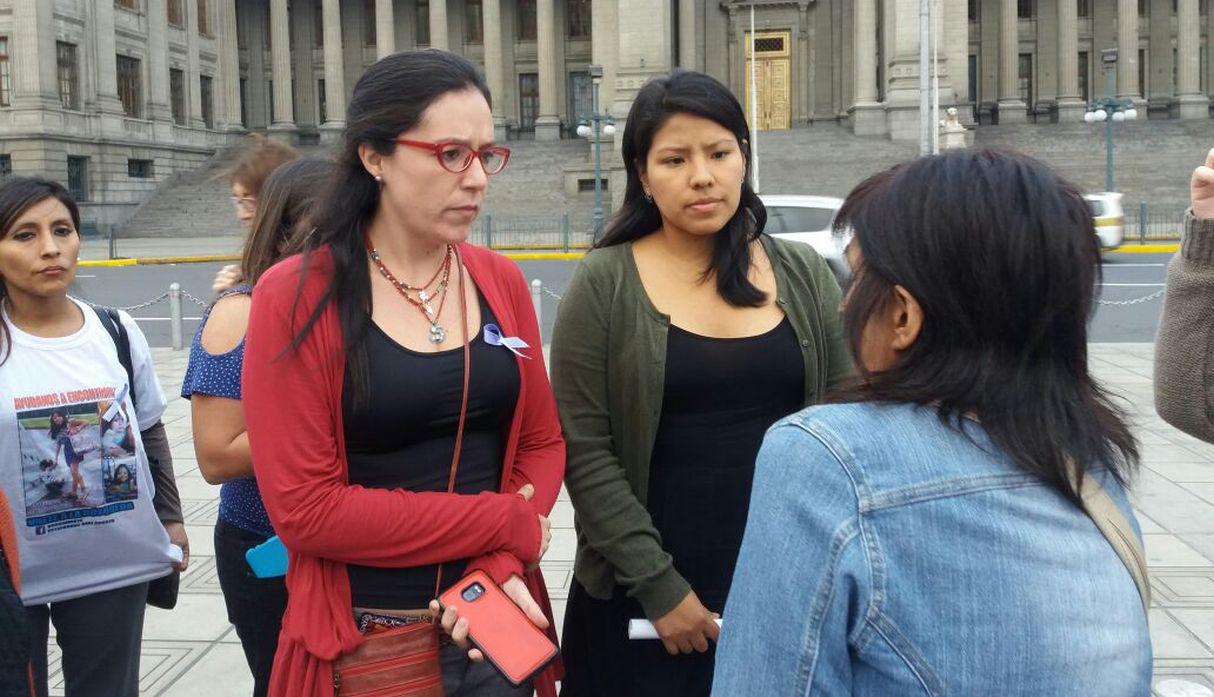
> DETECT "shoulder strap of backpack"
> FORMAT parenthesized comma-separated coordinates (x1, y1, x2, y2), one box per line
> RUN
(92, 306, 138, 414)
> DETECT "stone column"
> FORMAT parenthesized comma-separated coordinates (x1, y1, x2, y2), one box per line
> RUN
(611, 0, 673, 203)
(1178, 0, 1208, 118)
(944, 0, 969, 118)
(882, 0, 926, 140)
(217, 0, 244, 131)
(92, 0, 124, 115)
(147, 0, 173, 122)
(320, 0, 345, 141)
(678, 0, 696, 68)
(997, 0, 1026, 122)
(534, 0, 561, 140)
(1116, 0, 1140, 100)
(11, 0, 58, 110)
(429, 0, 449, 50)
(483, 0, 506, 140)
(269, 0, 296, 137)
(852, 0, 884, 134)
(186, 0, 205, 128)
(1056, 0, 1084, 121)
(592, 0, 618, 114)
(376, 0, 395, 58)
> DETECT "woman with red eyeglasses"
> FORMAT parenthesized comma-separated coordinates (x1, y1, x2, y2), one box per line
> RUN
(240, 50, 565, 697)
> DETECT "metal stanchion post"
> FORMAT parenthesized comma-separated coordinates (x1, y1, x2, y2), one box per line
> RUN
(1139, 202, 1147, 244)
(531, 279, 543, 328)
(108, 224, 117, 260)
(169, 283, 183, 351)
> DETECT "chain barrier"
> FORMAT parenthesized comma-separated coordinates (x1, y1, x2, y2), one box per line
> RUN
(1096, 289, 1166, 306)
(82, 292, 170, 313)
(179, 289, 212, 309)
(541, 287, 564, 303)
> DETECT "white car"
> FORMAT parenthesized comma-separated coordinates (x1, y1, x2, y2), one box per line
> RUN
(761, 194, 851, 284)
(1085, 192, 1125, 250)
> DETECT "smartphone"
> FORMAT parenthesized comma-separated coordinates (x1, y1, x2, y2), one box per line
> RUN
(245, 535, 288, 579)
(437, 570, 558, 686)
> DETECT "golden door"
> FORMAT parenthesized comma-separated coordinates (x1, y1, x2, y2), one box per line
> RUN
(744, 30, 792, 131)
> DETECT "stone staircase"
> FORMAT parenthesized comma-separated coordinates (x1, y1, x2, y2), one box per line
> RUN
(119, 120, 1214, 238)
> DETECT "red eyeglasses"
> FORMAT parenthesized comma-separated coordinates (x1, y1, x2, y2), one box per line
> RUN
(395, 139, 512, 175)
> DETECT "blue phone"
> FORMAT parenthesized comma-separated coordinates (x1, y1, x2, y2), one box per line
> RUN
(245, 535, 288, 578)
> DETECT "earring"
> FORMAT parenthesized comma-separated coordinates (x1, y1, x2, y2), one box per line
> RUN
(374, 174, 383, 183)
(643, 190, 653, 203)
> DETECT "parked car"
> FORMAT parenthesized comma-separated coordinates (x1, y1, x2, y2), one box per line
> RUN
(760, 194, 851, 285)
(1085, 192, 1125, 250)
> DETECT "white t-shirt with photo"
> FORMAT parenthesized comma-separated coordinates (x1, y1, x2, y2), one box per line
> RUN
(0, 297, 181, 605)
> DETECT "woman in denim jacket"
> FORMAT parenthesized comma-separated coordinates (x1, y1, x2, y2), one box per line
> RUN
(714, 149, 1152, 696)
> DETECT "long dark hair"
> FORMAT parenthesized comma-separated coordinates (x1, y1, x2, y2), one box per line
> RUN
(241, 158, 331, 286)
(832, 149, 1137, 504)
(596, 69, 768, 307)
(290, 50, 491, 403)
(48, 409, 68, 440)
(0, 177, 81, 366)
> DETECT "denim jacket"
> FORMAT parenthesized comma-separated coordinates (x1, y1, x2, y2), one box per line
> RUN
(713, 402, 1151, 696)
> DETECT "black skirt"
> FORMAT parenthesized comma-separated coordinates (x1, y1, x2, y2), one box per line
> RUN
(559, 580, 716, 697)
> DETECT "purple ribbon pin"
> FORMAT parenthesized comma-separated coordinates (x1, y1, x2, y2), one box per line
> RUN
(484, 324, 531, 359)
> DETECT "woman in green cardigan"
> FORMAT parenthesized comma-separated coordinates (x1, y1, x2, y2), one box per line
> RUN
(550, 69, 852, 696)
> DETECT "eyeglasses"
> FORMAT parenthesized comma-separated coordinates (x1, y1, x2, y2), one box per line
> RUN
(395, 139, 511, 175)
(229, 196, 257, 213)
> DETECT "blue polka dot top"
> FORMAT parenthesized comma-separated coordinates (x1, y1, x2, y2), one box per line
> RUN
(181, 284, 274, 537)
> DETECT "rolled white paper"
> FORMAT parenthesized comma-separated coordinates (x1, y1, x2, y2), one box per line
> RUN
(628, 618, 723, 640)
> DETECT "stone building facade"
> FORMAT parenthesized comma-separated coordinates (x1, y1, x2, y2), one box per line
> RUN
(2, 0, 1213, 228)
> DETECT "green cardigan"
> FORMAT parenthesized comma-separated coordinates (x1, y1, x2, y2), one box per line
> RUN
(549, 234, 852, 620)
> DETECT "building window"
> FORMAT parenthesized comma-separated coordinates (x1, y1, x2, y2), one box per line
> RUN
(67, 156, 89, 201)
(0, 37, 10, 107)
(168, 0, 184, 27)
(264, 2, 272, 48)
(466, 0, 483, 43)
(417, 1, 430, 45)
(1018, 52, 1033, 105)
(1174, 47, 1179, 96)
(128, 159, 154, 178)
(1079, 0, 1090, 17)
(201, 75, 214, 128)
(518, 0, 537, 40)
(365, 0, 377, 45)
(170, 68, 186, 124)
(968, 54, 978, 103)
(0, 155, 11, 178)
(519, 73, 539, 130)
(198, 0, 211, 36)
(568, 0, 591, 38)
(1079, 50, 1090, 102)
(115, 0, 138, 9)
(569, 71, 592, 127)
(117, 55, 143, 118)
(56, 42, 79, 110)
(968, 0, 979, 22)
(1017, 0, 1034, 19)
(318, 78, 327, 123)
(315, 3, 325, 47)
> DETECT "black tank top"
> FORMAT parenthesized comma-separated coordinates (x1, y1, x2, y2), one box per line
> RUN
(342, 296, 520, 609)
(646, 316, 805, 611)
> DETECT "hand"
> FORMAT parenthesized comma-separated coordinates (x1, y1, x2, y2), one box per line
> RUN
(652, 590, 720, 656)
(1192, 148, 1214, 220)
(427, 574, 550, 664)
(516, 484, 551, 567)
(212, 264, 243, 294)
(163, 521, 189, 571)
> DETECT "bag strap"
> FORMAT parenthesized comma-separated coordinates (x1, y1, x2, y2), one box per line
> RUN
(433, 247, 472, 603)
(1078, 473, 1151, 617)
(93, 306, 138, 413)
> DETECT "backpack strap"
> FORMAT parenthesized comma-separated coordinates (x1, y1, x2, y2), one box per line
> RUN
(92, 306, 138, 414)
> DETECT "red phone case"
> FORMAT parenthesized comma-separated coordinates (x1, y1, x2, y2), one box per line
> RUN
(437, 570, 558, 686)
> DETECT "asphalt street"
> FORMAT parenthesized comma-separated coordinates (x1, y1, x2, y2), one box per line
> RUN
(71, 252, 1170, 349)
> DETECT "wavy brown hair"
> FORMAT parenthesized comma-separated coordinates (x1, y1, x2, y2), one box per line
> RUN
(240, 158, 331, 287)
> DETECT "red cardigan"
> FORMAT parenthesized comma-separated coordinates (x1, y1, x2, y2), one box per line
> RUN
(243, 243, 566, 697)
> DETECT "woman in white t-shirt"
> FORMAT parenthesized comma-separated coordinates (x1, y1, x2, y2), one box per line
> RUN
(0, 177, 188, 697)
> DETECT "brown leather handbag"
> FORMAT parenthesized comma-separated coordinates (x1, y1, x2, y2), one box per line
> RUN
(333, 250, 473, 697)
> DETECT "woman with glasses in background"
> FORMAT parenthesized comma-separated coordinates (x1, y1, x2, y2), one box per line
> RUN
(241, 50, 565, 697)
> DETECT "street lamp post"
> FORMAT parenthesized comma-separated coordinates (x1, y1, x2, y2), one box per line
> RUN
(576, 65, 616, 241)
(1084, 48, 1138, 193)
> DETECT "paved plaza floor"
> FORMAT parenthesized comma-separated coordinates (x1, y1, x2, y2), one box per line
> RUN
(38, 343, 1214, 695)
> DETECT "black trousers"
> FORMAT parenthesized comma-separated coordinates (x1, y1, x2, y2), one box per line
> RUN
(26, 581, 149, 697)
(0, 548, 30, 697)
(559, 580, 716, 697)
(214, 518, 289, 697)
